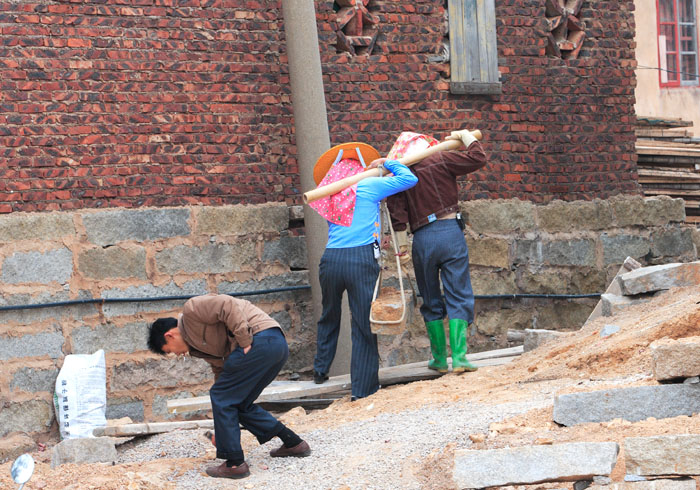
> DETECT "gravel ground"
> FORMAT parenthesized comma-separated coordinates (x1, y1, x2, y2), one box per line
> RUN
(117, 393, 551, 490)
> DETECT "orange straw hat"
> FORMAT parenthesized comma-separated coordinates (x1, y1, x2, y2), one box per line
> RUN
(313, 142, 381, 185)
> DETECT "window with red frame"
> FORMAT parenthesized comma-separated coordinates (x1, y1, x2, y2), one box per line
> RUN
(658, 0, 699, 87)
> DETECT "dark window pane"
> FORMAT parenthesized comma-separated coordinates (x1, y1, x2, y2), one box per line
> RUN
(681, 54, 698, 81)
(678, 0, 694, 22)
(660, 0, 675, 21)
(667, 54, 679, 81)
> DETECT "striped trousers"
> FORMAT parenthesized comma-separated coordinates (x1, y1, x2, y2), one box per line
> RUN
(313, 243, 380, 399)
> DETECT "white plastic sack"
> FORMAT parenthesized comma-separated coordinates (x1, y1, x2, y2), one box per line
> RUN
(53, 349, 107, 439)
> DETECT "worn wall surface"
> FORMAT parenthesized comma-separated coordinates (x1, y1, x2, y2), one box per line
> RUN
(1, 195, 696, 440)
(634, 0, 700, 135)
(0, 0, 639, 213)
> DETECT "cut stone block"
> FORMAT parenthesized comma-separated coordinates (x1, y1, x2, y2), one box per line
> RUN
(523, 329, 567, 352)
(599, 324, 620, 338)
(452, 442, 619, 488)
(617, 261, 700, 296)
(590, 478, 696, 490)
(584, 257, 641, 325)
(651, 336, 700, 381)
(625, 435, 700, 476)
(600, 294, 649, 317)
(51, 437, 117, 468)
(553, 384, 700, 426)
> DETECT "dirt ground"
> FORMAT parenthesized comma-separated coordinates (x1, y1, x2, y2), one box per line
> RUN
(2, 284, 700, 489)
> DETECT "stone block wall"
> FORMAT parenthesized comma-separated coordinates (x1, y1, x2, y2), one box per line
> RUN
(1, 195, 695, 439)
(0, 203, 313, 439)
(462, 195, 696, 351)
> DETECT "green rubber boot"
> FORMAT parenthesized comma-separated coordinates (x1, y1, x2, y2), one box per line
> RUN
(425, 319, 448, 373)
(449, 319, 478, 373)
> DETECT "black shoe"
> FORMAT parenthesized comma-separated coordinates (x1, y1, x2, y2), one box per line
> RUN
(313, 371, 328, 384)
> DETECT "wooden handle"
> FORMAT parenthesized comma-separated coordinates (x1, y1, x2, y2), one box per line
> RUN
(303, 129, 482, 204)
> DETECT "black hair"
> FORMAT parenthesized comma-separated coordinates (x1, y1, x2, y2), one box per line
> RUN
(148, 317, 178, 355)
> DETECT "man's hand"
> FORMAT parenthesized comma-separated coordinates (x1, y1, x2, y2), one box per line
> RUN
(446, 129, 477, 148)
(243, 344, 252, 354)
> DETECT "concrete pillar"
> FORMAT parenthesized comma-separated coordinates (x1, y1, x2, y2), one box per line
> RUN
(281, 0, 351, 375)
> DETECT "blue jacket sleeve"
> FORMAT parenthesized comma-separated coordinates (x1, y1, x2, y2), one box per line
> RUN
(360, 160, 418, 202)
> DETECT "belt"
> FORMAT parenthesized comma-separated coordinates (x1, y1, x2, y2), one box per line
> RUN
(437, 212, 457, 220)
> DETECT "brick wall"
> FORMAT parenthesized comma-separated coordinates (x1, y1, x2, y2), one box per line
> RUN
(0, 0, 639, 213)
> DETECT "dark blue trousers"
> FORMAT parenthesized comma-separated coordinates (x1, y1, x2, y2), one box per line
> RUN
(210, 327, 287, 461)
(412, 219, 474, 323)
(313, 244, 380, 399)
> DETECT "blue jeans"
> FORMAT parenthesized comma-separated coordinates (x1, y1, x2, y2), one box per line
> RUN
(412, 219, 474, 323)
(210, 327, 287, 461)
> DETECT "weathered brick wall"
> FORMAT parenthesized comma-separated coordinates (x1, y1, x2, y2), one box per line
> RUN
(0, 0, 638, 213)
(1, 196, 696, 441)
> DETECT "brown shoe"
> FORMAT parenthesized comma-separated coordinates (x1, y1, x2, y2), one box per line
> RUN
(270, 440, 311, 458)
(205, 461, 250, 479)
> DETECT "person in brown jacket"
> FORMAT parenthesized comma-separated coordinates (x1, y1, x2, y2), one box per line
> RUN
(387, 129, 487, 374)
(147, 294, 310, 480)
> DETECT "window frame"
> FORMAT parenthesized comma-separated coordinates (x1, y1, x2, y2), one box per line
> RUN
(656, 0, 700, 88)
(448, 0, 502, 95)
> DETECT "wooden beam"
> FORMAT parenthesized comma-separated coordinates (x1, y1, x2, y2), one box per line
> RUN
(93, 419, 214, 437)
(167, 346, 523, 414)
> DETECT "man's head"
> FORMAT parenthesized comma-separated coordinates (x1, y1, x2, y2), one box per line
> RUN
(148, 317, 189, 355)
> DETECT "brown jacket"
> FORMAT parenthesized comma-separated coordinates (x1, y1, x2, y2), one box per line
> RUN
(177, 294, 281, 378)
(387, 141, 487, 233)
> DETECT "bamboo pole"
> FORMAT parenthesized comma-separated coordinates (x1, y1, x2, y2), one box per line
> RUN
(303, 130, 482, 204)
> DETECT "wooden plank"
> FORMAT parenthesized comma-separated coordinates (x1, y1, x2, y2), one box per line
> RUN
(635, 128, 692, 138)
(636, 116, 694, 128)
(167, 346, 523, 414)
(93, 419, 214, 437)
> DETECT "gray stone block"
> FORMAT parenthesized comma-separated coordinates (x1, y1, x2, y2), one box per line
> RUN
(2, 247, 73, 284)
(0, 213, 75, 243)
(651, 337, 700, 381)
(618, 262, 700, 295)
(106, 398, 144, 422)
(262, 236, 308, 269)
(0, 400, 54, 437)
(71, 322, 148, 354)
(513, 238, 542, 265)
(538, 199, 613, 232)
(600, 294, 648, 317)
(592, 479, 695, 490)
(543, 239, 596, 267)
(155, 242, 255, 274)
(524, 329, 566, 352)
(553, 384, 700, 426)
(100, 280, 206, 318)
(82, 208, 191, 246)
(452, 442, 619, 488)
(78, 246, 147, 280)
(111, 356, 212, 391)
(196, 203, 288, 235)
(612, 196, 685, 227)
(0, 331, 64, 361)
(625, 435, 700, 476)
(462, 199, 536, 234)
(650, 228, 695, 259)
(601, 234, 651, 265)
(51, 437, 117, 468)
(10, 367, 59, 393)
